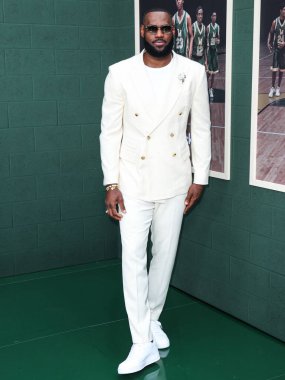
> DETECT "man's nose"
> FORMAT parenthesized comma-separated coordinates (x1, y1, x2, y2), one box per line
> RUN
(155, 27, 164, 37)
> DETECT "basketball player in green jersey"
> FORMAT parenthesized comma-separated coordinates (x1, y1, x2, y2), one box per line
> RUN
(207, 12, 220, 98)
(173, 0, 193, 58)
(192, 6, 207, 67)
(268, 3, 285, 97)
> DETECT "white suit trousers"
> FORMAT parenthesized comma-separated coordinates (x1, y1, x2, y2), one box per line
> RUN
(119, 193, 186, 343)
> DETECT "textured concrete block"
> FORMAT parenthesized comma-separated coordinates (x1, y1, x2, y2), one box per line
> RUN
(195, 190, 232, 224)
(270, 273, 285, 306)
(232, 137, 250, 171)
(61, 193, 104, 220)
(34, 75, 80, 100)
(211, 169, 250, 199)
(83, 171, 102, 193)
(250, 234, 285, 275)
(13, 199, 60, 226)
(230, 257, 270, 298)
(0, 154, 9, 178)
(58, 100, 100, 125)
(100, 0, 134, 27)
(0, 50, 4, 75)
(5, 49, 55, 74)
(231, 106, 251, 139)
(232, 75, 252, 108)
(232, 198, 272, 236)
(181, 215, 213, 248)
(60, 150, 98, 173)
(38, 220, 84, 249)
(36, 174, 83, 198)
(81, 124, 100, 149)
(80, 75, 104, 99)
(79, 26, 133, 49)
(0, 225, 37, 254)
(272, 208, 285, 243)
(55, 50, 100, 74)
(0, 77, 33, 101)
(0, 177, 36, 202)
(0, 103, 8, 129)
(8, 101, 57, 127)
(55, 0, 100, 25)
(0, 128, 35, 153)
(101, 50, 133, 74)
(0, 254, 14, 277)
(212, 222, 250, 259)
(0, 24, 31, 48)
(234, 9, 253, 42)
(4, 0, 55, 24)
(10, 152, 60, 176)
(35, 126, 81, 151)
(32, 25, 79, 48)
(0, 204, 13, 228)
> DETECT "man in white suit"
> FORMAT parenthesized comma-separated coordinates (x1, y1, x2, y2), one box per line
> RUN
(100, 8, 211, 375)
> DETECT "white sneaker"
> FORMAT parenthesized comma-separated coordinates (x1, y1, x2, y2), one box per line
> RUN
(209, 88, 214, 98)
(276, 86, 281, 96)
(150, 321, 170, 349)
(269, 87, 275, 97)
(118, 342, 160, 375)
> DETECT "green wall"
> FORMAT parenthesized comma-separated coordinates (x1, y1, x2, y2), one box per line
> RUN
(0, 0, 134, 276)
(172, 0, 285, 342)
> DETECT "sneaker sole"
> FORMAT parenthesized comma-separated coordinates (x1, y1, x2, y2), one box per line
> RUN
(118, 351, 160, 375)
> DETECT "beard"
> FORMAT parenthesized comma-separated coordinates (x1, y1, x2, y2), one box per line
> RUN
(144, 35, 174, 58)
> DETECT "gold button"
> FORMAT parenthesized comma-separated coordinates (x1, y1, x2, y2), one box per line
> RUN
(135, 113, 139, 117)
(172, 153, 177, 157)
(141, 156, 146, 160)
(179, 112, 183, 116)
(147, 135, 151, 140)
(170, 133, 174, 137)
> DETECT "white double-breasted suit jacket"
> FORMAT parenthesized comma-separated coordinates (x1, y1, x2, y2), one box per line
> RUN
(100, 50, 211, 201)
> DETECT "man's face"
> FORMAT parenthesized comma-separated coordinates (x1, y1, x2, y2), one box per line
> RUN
(141, 12, 174, 58)
(176, 0, 184, 11)
(211, 13, 217, 23)
(280, 7, 285, 18)
(196, 9, 203, 23)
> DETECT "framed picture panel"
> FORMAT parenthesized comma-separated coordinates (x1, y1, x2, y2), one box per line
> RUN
(134, 0, 232, 180)
(250, 0, 285, 192)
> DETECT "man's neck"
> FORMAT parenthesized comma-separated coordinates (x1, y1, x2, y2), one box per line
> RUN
(178, 9, 184, 17)
(143, 51, 172, 68)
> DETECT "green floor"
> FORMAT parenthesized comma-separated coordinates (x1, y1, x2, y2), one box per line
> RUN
(0, 259, 285, 380)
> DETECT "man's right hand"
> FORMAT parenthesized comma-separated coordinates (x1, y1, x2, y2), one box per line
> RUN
(105, 188, 126, 221)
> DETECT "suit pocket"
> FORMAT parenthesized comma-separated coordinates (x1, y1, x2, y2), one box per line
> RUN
(119, 144, 138, 163)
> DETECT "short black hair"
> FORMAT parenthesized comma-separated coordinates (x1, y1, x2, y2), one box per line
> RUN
(196, 6, 203, 15)
(142, 8, 172, 24)
(280, 2, 285, 10)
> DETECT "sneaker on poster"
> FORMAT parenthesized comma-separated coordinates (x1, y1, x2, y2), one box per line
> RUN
(275, 86, 281, 96)
(269, 87, 275, 97)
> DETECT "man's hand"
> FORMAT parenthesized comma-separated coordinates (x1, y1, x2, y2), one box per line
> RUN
(267, 43, 272, 53)
(184, 184, 205, 214)
(105, 188, 126, 221)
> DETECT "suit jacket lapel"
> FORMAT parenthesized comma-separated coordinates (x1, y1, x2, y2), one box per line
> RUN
(130, 51, 187, 134)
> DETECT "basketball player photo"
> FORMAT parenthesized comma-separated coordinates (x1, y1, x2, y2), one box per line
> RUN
(250, 0, 285, 192)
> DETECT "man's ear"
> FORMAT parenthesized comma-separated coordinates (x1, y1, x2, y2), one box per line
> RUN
(140, 24, 145, 38)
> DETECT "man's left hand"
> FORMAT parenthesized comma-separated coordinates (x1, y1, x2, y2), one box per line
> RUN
(184, 184, 205, 214)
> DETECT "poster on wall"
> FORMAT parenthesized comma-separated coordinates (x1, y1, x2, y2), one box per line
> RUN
(250, 0, 285, 192)
(134, 0, 233, 180)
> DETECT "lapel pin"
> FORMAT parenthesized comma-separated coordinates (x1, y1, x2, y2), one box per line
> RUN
(178, 73, 186, 84)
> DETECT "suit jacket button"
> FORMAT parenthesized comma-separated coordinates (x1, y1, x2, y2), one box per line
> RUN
(141, 156, 146, 160)
(179, 112, 183, 116)
(170, 133, 174, 137)
(147, 135, 151, 140)
(172, 153, 177, 157)
(135, 113, 139, 117)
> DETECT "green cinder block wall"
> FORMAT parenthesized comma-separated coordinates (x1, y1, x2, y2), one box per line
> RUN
(172, 0, 285, 342)
(0, 0, 134, 277)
